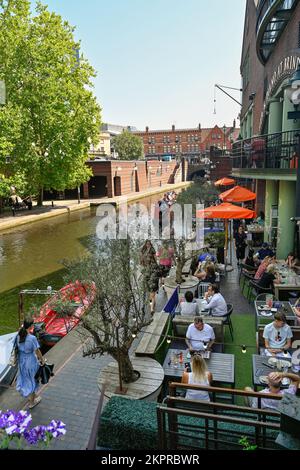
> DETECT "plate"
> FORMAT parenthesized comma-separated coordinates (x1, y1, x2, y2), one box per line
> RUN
(259, 375, 269, 385)
(268, 358, 291, 368)
(271, 308, 277, 313)
(260, 311, 272, 317)
(262, 305, 271, 310)
(257, 306, 265, 311)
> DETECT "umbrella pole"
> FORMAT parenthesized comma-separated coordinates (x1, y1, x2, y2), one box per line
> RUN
(230, 220, 233, 266)
(224, 220, 228, 271)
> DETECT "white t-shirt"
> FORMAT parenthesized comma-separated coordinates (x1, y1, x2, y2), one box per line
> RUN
(250, 386, 297, 410)
(263, 322, 293, 349)
(186, 323, 215, 351)
(179, 301, 199, 316)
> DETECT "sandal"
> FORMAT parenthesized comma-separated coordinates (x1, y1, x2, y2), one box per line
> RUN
(29, 396, 41, 409)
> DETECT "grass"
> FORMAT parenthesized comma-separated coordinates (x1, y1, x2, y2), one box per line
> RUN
(224, 313, 256, 390)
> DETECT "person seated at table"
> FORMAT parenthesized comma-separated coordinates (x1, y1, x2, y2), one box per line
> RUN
(197, 248, 217, 265)
(203, 284, 227, 317)
(244, 371, 299, 410)
(257, 264, 281, 290)
(181, 354, 213, 402)
(285, 252, 300, 270)
(293, 296, 300, 325)
(179, 291, 200, 316)
(254, 242, 275, 263)
(185, 317, 215, 352)
(263, 312, 293, 357)
(254, 256, 273, 280)
(194, 263, 216, 284)
(255, 211, 265, 227)
(244, 248, 256, 269)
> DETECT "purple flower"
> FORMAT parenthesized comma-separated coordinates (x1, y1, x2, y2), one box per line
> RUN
(46, 420, 66, 438)
(24, 426, 47, 445)
(0, 410, 32, 435)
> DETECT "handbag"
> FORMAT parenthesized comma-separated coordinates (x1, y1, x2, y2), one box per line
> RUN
(35, 363, 54, 384)
(8, 337, 18, 367)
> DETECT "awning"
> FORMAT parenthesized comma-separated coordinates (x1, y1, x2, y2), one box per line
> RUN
(196, 202, 256, 220)
(219, 185, 256, 203)
(214, 177, 235, 187)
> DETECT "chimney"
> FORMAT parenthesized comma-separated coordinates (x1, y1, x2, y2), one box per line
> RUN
(198, 123, 201, 130)
(172, 124, 175, 132)
(146, 126, 149, 132)
(233, 119, 236, 129)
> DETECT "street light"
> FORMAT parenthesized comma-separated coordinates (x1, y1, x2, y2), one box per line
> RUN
(223, 125, 226, 155)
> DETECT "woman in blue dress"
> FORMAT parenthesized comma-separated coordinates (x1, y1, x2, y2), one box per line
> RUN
(16, 320, 45, 409)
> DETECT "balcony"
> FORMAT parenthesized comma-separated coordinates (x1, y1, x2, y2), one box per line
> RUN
(230, 130, 299, 179)
(256, 0, 298, 65)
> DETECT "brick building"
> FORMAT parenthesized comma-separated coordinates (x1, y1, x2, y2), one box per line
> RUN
(231, 0, 300, 258)
(134, 124, 238, 160)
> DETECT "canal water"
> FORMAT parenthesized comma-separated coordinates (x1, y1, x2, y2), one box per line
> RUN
(0, 192, 173, 333)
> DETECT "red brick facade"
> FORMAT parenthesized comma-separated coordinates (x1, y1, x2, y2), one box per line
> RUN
(83, 160, 179, 198)
(134, 124, 237, 158)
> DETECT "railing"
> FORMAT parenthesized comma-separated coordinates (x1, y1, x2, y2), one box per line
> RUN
(157, 382, 281, 450)
(231, 129, 300, 170)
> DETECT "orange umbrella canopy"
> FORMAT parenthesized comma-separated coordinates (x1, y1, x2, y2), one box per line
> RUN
(219, 185, 256, 203)
(197, 202, 256, 220)
(214, 177, 235, 187)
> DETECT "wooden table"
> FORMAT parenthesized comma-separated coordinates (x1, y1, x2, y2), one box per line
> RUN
(274, 282, 300, 300)
(254, 301, 296, 330)
(251, 354, 297, 391)
(163, 348, 235, 389)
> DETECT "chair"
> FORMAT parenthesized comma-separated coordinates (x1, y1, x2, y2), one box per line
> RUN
(198, 282, 211, 298)
(221, 303, 234, 341)
(242, 272, 255, 300)
(250, 280, 273, 298)
(255, 293, 274, 303)
(239, 263, 256, 287)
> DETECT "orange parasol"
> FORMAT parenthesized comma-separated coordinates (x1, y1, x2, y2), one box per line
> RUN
(196, 202, 256, 220)
(219, 185, 256, 203)
(214, 177, 235, 187)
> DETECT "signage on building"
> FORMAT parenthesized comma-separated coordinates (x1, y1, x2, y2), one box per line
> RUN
(259, 55, 300, 131)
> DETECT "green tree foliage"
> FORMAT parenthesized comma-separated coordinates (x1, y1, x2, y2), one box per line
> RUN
(112, 130, 144, 160)
(0, 0, 101, 204)
(176, 180, 219, 207)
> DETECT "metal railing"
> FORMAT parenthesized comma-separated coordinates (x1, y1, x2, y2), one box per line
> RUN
(157, 382, 281, 450)
(231, 129, 300, 170)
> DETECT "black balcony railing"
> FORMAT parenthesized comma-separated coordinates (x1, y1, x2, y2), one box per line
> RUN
(231, 129, 300, 170)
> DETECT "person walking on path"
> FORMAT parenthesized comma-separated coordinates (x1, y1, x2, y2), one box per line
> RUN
(234, 225, 247, 265)
(140, 240, 160, 314)
(16, 319, 45, 409)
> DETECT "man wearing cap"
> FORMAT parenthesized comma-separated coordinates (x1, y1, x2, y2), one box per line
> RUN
(254, 242, 275, 262)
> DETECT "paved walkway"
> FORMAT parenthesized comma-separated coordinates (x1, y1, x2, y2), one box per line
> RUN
(0, 287, 169, 450)
(0, 182, 191, 233)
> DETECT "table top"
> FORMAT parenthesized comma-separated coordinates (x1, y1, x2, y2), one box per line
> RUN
(252, 354, 298, 388)
(163, 348, 235, 385)
(254, 301, 295, 320)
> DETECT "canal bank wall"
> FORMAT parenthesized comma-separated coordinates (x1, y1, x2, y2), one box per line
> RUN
(0, 181, 191, 234)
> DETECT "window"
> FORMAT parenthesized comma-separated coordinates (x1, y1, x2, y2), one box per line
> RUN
(242, 50, 250, 89)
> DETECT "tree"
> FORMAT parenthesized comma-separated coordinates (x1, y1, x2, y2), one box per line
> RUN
(63, 238, 152, 383)
(0, 0, 101, 205)
(112, 130, 144, 160)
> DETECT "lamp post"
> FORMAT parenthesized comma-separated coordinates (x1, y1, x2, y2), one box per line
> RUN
(223, 125, 226, 156)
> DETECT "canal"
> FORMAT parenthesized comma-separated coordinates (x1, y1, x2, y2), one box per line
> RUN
(0, 192, 173, 334)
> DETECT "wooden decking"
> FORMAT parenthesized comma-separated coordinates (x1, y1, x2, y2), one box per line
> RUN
(135, 311, 170, 358)
(98, 356, 164, 400)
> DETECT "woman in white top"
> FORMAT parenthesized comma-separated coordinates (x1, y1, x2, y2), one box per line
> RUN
(181, 354, 213, 401)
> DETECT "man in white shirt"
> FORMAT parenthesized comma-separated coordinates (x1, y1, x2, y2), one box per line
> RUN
(185, 317, 215, 351)
(263, 312, 293, 357)
(203, 284, 227, 317)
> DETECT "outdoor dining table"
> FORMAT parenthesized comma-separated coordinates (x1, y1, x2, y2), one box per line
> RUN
(163, 348, 235, 392)
(274, 265, 300, 300)
(254, 301, 296, 330)
(252, 354, 299, 391)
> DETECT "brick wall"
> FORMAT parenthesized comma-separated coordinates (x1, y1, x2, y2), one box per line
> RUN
(85, 160, 179, 198)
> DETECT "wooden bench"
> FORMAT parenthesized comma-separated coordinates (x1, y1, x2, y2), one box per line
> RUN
(135, 312, 170, 358)
(172, 315, 224, 352)
(256, 326, 300, 354)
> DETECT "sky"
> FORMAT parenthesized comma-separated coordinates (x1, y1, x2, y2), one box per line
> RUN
(42, 0, 246, 131)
